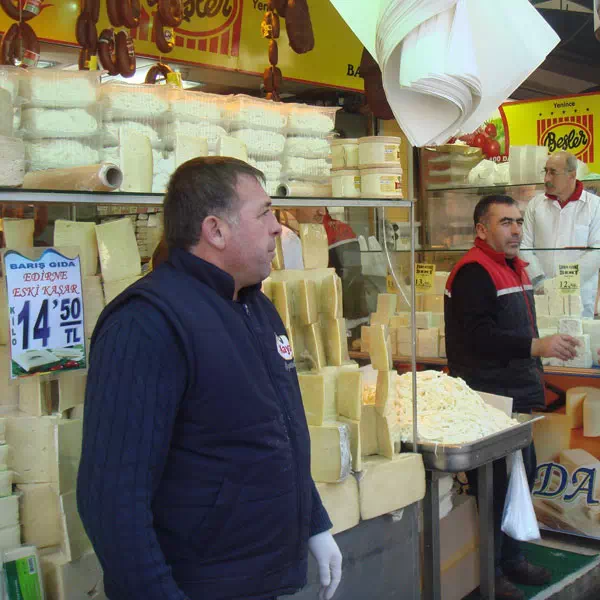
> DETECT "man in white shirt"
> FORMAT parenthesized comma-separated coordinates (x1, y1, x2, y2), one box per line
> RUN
(521, 151, 600, 318)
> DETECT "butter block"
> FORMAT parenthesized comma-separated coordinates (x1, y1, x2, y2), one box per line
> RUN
(18, 378, 50, 417)
(308, 422, 352, 483)
(17, 482, 61, 548)
(358, 454, 426, 520)
(559, 318, 583, 336)
(396, 326, 411, 356)
(298, 371, 336, 426)
(299, 224, 328, 270)
(54, 220, 99, 277)
(337, 369, 362, 421)
(298, 279, 318, 325)
(360, 404, 378, 456)
(316, 478, 360, 535)
(338, 417, 361, 471)
(368, 324, 392, 371)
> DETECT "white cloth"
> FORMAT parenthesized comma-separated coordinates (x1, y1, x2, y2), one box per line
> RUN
(281, 225, 304, 270)
(308, 531, 343, 600)
(521, 189, 600, 318)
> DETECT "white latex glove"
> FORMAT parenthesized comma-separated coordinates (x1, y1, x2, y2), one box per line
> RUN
(308, 530, 342, 600)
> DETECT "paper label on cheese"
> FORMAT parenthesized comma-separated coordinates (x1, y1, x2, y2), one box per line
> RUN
(384, 144, 401, 161)
(380, 176, 401, 192)
(557, 263, 580, 296)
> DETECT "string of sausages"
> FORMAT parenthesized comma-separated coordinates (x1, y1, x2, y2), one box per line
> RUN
(152, 0, 183, 55)
(0, 0, 41, 67)
(261, 2, 282, 102)
(98, 0, 140, 77)
(76, 0, 99, 71)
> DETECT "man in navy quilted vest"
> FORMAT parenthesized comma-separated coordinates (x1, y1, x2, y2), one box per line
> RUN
(77, 157, 342, 600)
(444, 195, 579, 600)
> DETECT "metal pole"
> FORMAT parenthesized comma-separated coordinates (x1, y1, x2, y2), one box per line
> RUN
(410, 200, 418, 453)
(423, 471, 442, 600)
(478, 462, 495, 600)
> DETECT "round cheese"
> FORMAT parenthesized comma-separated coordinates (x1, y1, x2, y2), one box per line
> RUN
(332, 169, 361, 198)
(331, 138, 359, 169)
(358, 136, 402, 168)
(360, 167, 403, 198)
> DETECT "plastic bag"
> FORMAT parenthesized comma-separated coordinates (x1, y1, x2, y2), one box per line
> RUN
(501, 450, 541, 541)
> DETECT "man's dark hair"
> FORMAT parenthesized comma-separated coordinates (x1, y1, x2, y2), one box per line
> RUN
(473, 194, 518, 229)
(163, 156, 265, 250)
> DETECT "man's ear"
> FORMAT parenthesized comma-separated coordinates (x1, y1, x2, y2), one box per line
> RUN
(201, 215, 228, 250)
(475, 222, 487, 241)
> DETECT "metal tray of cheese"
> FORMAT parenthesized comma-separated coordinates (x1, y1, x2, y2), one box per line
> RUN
(403, 413, 544, 473)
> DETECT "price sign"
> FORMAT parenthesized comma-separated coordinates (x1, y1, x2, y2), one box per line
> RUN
(557, 263, 581, 296)
(4, 249, 86, 379)
(415, 264, 436, 293)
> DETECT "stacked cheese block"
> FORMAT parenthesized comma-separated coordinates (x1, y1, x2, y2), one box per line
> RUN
(281, 105, 338, 194)
(224, 96, 287, 197)
(265, 223, 425, 532)
(534, 278, 596, 368)
(533, 387, 600, 537)
(0, 420, 20, 553)
(19, 70, 101, 172)
(134, 212, 164, 261)
(100, 83, 171, 193)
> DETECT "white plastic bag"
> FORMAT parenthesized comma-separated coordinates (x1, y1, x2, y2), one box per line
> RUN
(501, 450, 541, 541)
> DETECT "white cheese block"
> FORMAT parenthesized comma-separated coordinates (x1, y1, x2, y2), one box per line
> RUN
(95, 218, 141, 283)
(272, 236, 285, 270)
(299, 224, 329, 270)
(360, 404, 378, 456)
(217, 135, 248, 161)
(174, 134, 208, 168)
(376, 294, 397, 319)
(559, 318, 583, 336)
(102, 275, 141, 304)
(375, 413, 396, 459)
(298, 279, 318, 325)
(82, 275, 105, 338)
(322, 318, 349, 366)
(390, 313, 410, 329)
(60, 490, 92, 562)
(583, 389, 600, 437)
(17, 482, 61, 548)
(548, 293, 566, 317)
(316, 478, 360, 535)
(370, 311, 391, 327)
(57, 372, 86, 414)
(3, 218, 34, 250)
(434, 271, 449, 296)
(119, 129, 153, 193)
(40, 549, 105, 600)
(358, 453, 426, 520)
(417, 327, 439, 358)
(583, 319, 600, 367)
(566, 387, 590, 429)
(537, 315, 559, 331)
(375, 370, 396, 416)
(534, 295, 549, 317)
(308, 422, 351, 483)
(431, 312, 445, 329)
(0, 494, 18, 529)
(0, 470, 12, 497)
(338, 416, 361, 471)
(422, 294, 444, 313)
(18, 377, 50, 417)
(298, 371, 336, 426)
(53, 220, 98, 277)
(568, 295, 583, 317)
(533, 412, 572, 463)
(337, 369, 362, 421)
(271, 280, 293, 327)
(396, 326, 411, 356)
(543, 278, 556, 295)
(415, 311, 433, 329)
(0, 443, 8, 470)
(368, 324, 392, 371)
(305, 323, 327, 370)
(0, 524, 20, 551)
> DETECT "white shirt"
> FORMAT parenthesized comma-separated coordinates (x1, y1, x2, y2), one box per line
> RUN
(521, 189, 600, 318)
(281, 225, 304, 270)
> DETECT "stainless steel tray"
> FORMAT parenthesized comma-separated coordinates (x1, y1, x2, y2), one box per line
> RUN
(403, 413, 544, 473)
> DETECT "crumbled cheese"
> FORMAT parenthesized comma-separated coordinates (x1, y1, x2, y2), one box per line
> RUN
(21, 108, 99, 138)
(284, 136, 331, 158)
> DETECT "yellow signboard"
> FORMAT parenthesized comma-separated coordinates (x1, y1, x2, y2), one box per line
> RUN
(499, 94, 600, 172)
(557, 263, 581, 296)
(0, 0, 364, 91)
(415, 263, 435, 293)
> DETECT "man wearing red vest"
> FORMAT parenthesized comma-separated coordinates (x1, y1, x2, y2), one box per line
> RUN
(444, 195, 579, 600)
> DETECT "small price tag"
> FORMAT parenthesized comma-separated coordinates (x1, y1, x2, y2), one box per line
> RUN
(415, 263, 436, 293)
(166, 72, 183, 88)
(4, 249, 87, 379)
(557, 263, 580, 296)
(23, 0, 41, 15)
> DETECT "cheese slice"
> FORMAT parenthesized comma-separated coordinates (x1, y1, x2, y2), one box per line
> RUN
(337, 369, 362, 421)
(369, 324, 392, 371)
(376, 293, 397, 319)
(358, 454, 425, 520)
(298, 371, 336, 426)
(316, 478, 360, 535)
(300, 224, 329, 269)
(271, 281, 293, 327)
(375, 370, 397, 417)
(338, 416, 361, 471)
(120, 129, 153, 193)
(319, 273, 343, 317)
(376, 412, 396, 459)
(82, 275, 105, 338)
(360, 404, 378, 456)
(2, 218, 34, 250)
(305, 323, 326, 370)
(584, 391, 600, 437)
(289, 324, 306, 367)
(17, 482, 61, 548)
(308, 422, 352, 483)
(322, 318, 349, 366)
(217, 135, 248, 161)
(298, 279, 318, 325)
(54, 220, 99, 277)
(103, 275, 141, 303)
(360, 325, 370, 353)
(95, 218, 141, 283)
(271, 236, 285, 270)
(566, 387, 592, 429)
(174, 134, 208, 168)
